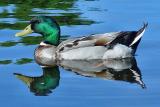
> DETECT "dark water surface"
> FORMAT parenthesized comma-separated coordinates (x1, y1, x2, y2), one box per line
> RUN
(0, 0, 160, 107)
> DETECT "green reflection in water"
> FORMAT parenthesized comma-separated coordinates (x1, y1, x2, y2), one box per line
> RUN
(15, 58, 33, 65)
(0, 9, 8, 17)
(0, 41, 17, 47)
(0, 23, 27, 30)
(20, 36, 44, 46)
(0, 0, 96, 30)
(0, 14, 96, 29)
(0, 60, 12, 65)
(0, 0, 76, 9)
(0, 58, 33, 65)
(0, 35, 70, 47)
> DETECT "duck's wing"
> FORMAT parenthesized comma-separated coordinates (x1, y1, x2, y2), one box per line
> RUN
(56, 32, 121, 52)
(57, 23, 147, 53)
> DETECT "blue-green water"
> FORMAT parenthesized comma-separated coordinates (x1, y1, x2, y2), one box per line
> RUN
(0, 0, 160, 107)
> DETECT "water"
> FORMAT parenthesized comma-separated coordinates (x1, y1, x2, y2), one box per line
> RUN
(0, 0, 160, 107)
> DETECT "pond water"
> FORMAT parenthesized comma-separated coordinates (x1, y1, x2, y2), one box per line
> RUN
(0, 0, 160, 107)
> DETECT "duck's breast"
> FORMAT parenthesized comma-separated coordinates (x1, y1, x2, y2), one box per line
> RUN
(35, 45, 56, 66)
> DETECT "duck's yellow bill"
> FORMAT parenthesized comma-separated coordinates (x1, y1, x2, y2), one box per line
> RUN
(15, 24, 33, 37)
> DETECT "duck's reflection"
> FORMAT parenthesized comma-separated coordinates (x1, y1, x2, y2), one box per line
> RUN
(14, 66, 60, 96)
(59, 58, 146, 89)
(14, 57, 145, 96)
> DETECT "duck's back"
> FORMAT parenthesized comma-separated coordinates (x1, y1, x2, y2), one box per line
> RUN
(56, 32, 121, 53)
(56, 32, 122, 60)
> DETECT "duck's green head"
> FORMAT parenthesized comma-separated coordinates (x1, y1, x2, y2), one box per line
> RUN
(15, 16, 60, 45)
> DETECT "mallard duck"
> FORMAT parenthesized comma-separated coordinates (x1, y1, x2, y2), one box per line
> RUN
(15, 16, 147, 66)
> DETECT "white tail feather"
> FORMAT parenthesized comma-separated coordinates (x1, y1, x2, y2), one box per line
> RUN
(129, 28, 145, 46)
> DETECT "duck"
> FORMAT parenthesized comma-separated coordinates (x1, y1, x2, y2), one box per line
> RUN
(15, 16, 147, 66)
